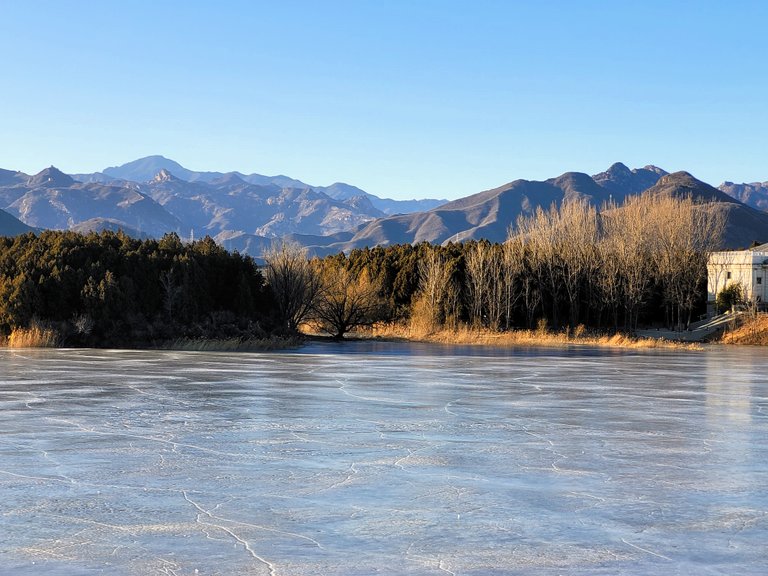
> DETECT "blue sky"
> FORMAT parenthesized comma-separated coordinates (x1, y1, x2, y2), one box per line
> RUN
(1, 1, 766, 199)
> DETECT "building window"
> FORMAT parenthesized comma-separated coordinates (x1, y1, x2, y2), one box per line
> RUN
(727, 271, 732, 279)
(758, 277, 763, 285)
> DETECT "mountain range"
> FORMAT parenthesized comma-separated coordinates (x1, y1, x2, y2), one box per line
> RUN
(265, 164, 768, 255)
(1, 157, 767, 254)
(0, 160, 433, 242)
(71, 155, 446, 216)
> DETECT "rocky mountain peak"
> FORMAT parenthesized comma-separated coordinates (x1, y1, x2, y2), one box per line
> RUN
(27, 166, 75, 188)
(592, 162, 667, 198)
(642, 165, 669, 176)
(150, 169, 177, 184)
(343, 194, 383, 216)
(657, 171, 696, 186)
(606, 162, 632, 176)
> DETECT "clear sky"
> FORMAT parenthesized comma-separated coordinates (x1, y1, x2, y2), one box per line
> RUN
(1, 1, 766, 199)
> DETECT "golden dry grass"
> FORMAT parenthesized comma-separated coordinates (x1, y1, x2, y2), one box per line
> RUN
(6, 324, 61, 348)
(719, 314, 768, 345)
(364, 321, 703, 351)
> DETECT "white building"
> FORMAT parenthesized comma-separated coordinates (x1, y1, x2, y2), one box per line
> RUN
(707, 243, 768, 309)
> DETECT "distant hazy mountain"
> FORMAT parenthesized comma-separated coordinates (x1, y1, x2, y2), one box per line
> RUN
(140, 168, 385, 238)
(719, 181, 768, 212)
(318, 181, 447, 214)
(95, 155, 308, 189)
(73, 156, 447, 216)
(26, 166, 77, 188)
(0, 167, 181, 237)
(0, 163, 387, 240)
(0, 208, 34, 236)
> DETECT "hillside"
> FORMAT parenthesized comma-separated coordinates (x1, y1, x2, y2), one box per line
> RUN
(300, 167, 661, 254)
(323, 173, 604, 252)
(0, 208, 34, 236)
(642, 172, 768, 248)
(288, 168, 768, 255)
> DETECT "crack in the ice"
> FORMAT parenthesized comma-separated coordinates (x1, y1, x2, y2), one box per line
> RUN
(183, 491, 277, 575)
(45, 417, 243, 458)
(621, 537, 672, 561)
(336, 379, 403, 404)
(437, 558, 456, 575)
(0, 468, 74, 484)
(393, 443, 439, 470)
(317, 462, 360, 492)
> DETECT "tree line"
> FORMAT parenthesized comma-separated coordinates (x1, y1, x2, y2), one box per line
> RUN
(0, 192, 724, 345)
(270, 193, 724, 337)
(0, 230, 275, 346)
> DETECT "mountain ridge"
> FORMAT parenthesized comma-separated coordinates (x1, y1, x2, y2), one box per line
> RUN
(73, 155, 448, 216)
(2, 159, 767, 253)
(291, 167, 768, 255)
(718, 181, 768, 212)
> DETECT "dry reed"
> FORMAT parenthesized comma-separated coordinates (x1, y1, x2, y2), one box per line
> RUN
(365, 321, 703, 351)
(719, 314, 768, 345)
(6, 324, 61, 348)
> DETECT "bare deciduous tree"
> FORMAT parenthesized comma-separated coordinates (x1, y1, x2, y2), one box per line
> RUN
(501, 234, 526, 329)
(600, 196, 655, 330)
(263, 242, 322, 334)
(649, 194, 725, 329)
(465, 241, 494, 327)
(417, 248, 454, 327)
(312, 266, 384, 339)
(558, 200, 599, 327)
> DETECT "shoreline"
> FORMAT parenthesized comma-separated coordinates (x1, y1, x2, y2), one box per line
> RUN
(308, 324, 708, 351)
(7, 320, 761, 352)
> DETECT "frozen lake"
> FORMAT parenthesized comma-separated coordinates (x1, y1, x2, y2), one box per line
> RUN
(0, 342, 766, 575)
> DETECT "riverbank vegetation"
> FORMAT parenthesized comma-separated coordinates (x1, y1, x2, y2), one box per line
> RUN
(365, 322, 703, 350)
(0, 193, 725, 349)
(718, 313, 768, 345)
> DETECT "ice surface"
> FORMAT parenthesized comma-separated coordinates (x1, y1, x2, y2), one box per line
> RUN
(0, 342, 766, 575)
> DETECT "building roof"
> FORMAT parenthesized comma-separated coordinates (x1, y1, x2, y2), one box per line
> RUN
(750, 242, 768, 252)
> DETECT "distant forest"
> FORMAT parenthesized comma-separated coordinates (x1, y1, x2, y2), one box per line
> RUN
(0, 193, 723, 347)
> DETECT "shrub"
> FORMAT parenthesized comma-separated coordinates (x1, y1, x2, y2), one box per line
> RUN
(717, 283, 744, 313)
